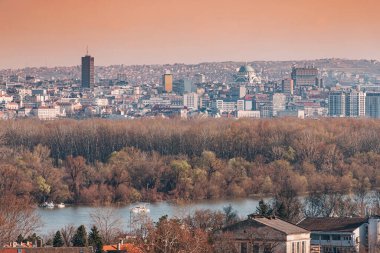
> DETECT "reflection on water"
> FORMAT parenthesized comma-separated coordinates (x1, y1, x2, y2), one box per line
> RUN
(36, 198, 266, 234)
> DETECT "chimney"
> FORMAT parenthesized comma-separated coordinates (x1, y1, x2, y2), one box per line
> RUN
(117, 243, 121, 250)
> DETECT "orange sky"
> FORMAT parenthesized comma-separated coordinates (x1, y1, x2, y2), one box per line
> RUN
(0, 0, 379, 68)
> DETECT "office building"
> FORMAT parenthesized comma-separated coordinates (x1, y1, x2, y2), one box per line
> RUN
(81, 54, 95, 88)
(173, 79, 194, 95)
(162, 71, 173, 93)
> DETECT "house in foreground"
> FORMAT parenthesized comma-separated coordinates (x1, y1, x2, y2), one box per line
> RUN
(298, 217, 380, 253)
(221, 214, 311, 253)
(103, 242, 142, 253)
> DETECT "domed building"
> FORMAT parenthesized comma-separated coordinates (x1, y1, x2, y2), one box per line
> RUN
(234, 64, 261, 84)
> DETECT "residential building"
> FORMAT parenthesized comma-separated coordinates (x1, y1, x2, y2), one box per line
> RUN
(328, 91, 346, 117)
(282, 78, 294, 96)
(31, 106, 62, 120)
(194, 73, 206, 84)
(221, 214, 311, 253)
(365, 92, 380, 118)
(214, 99, 244, 112)
(345, 90, 365, 117)
(237, 110, 260, 118)
(271, 93, 286, 116)
(277, 110, 305, 119)
(298, 217, 369, 253)
(103, 241, 142, 253)
(291, 67, 319, 88)
(183, 92, 199, 109)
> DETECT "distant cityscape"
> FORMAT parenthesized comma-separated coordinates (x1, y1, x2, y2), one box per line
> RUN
(0, 56, 380, 120)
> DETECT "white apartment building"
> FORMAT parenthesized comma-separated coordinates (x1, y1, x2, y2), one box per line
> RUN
(183, 92, 199, 110)
(214, 99, 245, 112)
(237, 110, 260, 118)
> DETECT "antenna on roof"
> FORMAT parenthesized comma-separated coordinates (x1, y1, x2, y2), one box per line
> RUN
(86, 46, 89, 55)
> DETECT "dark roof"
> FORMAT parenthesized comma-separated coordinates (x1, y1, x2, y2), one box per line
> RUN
(223, 215, 309, 235)
(298, 217, 368, 233)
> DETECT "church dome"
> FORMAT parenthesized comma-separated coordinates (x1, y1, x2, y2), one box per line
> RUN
(238, 65, 255, 73)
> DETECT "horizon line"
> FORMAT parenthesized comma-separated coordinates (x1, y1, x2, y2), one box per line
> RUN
(1, 57, 379, 71)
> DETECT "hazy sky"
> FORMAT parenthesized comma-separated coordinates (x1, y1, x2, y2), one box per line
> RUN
(0, 0, 379, 68)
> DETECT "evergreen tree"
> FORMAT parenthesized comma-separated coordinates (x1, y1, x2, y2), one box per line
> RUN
(53, 230, 64, 247)
(223, 204, 238, 225)
(16, 234, 24, 244)
(256, 199, 273, 216)
(88, 226, 103, 253)
(71, 225, 88, 247)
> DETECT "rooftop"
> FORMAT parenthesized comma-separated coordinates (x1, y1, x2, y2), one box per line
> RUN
(298, 217, 368, 233)
(223, 215, 309, 235)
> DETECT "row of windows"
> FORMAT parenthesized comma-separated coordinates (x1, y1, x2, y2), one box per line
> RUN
(240, 242, 273, 253)
(292, 241, 306, 253)
(311, 234, 352, 241)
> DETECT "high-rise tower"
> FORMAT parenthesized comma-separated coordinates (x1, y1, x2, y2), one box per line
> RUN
(81, 49, 94, 88)
(162, 71, 173, 93)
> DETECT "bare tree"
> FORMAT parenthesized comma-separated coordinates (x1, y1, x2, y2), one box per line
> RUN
(60, 224, 76, 247)
(0, 197, 41, 246)
(90, 208, 122, 244)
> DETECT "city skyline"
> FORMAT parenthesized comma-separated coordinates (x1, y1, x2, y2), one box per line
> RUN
(0, 0, 379, 69)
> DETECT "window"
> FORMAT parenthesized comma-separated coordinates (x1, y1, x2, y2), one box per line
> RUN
(253, 244, 260, 253)
(302, 241, 305, 253)
(342, 236, 351, 241)
(332, 234, 341, 241)
(264, 244, 272, 253)
(321, 234, 330, 240)
(241, 242, 247, 253)
(311, 234, 320, 240)
(297, 242, 300, 253)
(292, 242, 295, 253)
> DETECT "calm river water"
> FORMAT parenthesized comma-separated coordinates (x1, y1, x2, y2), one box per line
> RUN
(36, 198, 265, 234)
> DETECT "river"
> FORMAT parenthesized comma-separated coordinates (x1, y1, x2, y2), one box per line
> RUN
(36, 198, 266, 234)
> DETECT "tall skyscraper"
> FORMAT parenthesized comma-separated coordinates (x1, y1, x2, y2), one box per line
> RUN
(81, 53, 94, 88)
(162, 71, 173, 93)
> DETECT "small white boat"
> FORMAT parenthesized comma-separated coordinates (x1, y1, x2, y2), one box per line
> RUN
(57, 203, 65, 208)
(45, 202, 55, 209)
(131, 204, 150, 214)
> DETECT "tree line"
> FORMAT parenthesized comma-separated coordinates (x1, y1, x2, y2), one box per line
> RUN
(1, 118, 379, 206)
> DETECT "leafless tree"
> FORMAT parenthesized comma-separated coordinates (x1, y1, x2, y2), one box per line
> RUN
(0, 197, 41, 246)
(60, 224, 76, 247)
(90, 208, 122, 244)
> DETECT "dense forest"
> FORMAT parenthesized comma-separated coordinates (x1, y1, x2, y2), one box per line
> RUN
(0, 118, 380, 206)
